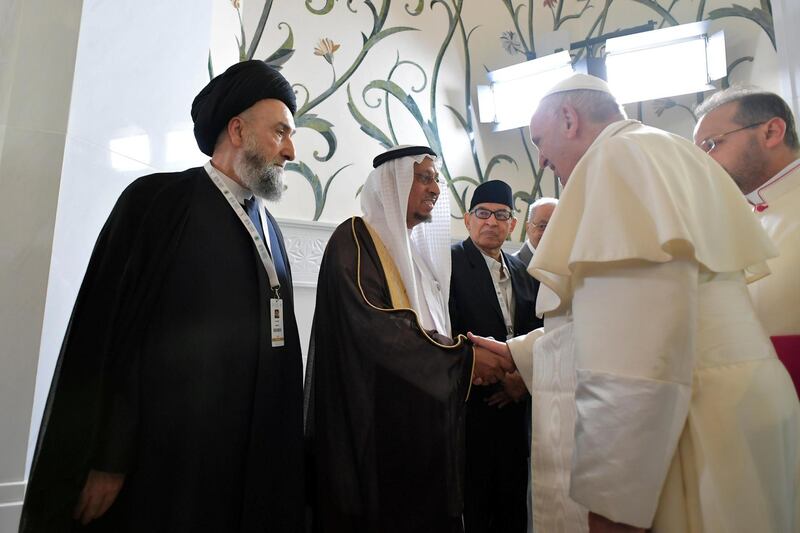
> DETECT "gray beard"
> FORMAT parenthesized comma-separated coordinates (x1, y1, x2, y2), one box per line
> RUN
(234, 146, 284, 201)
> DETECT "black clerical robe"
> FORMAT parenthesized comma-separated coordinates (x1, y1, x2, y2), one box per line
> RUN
(450, 238, 542, 533)
(305, 217, 474, 533)
(21, 167, 304, 533)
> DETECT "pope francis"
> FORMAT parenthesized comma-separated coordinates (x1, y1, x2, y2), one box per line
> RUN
(470, 74, 800, 533)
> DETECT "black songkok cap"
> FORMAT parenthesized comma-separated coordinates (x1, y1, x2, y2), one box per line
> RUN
(469, 180, 514, 210)
(191, 60, 297, 156)
(372, 145, 437, 168)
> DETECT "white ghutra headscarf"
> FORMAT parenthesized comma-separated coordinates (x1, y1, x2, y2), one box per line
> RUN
(361, 146, 453, 338)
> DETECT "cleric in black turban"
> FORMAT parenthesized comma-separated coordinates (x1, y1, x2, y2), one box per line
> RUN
(192, 59, 297, 156)
(20, 58, 305, 533)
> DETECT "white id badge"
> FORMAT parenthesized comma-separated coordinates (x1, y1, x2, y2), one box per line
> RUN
(270, 298, 285, 347)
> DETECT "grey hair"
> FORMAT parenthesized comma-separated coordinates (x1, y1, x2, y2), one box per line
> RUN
(542, 89, 627, 124)
(695, 86, 799, 150)
(527, 196, 558, 222)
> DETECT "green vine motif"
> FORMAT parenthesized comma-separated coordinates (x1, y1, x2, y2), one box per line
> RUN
(428, 0, 471, 214)
(405, 0, 425, 16)
(514, 129, 547, 241)
(453, 19, 487, 182)
(286, 161, 352, 220)
(347, 0, 469, 214)
(456, 14, 520, 190)
(231, 0, 777, 228)
(723, 56, 755, 88)
(696, 0, 707, 22)
(263, 22, 295, 70)
(652, 98, 697, 123)
(549, 0, 594, 32)
(235, 8, 248, 60)
(247, 0, 274, 60)
(240, 0, 417, 220)
(305, 0, 336, 15)
(708, 2, 774, 50)
(294, 114, 338, 162)
(346, 84, 394, 149)
(295, 3, 417, 117)
(657, 0, 679, 28)
(629, 0, 679, 27)
(572, 0, 612, 62)
(348, 0, 534, 226)
(499, 0, 535, 56)
(384, 55, 428, 146)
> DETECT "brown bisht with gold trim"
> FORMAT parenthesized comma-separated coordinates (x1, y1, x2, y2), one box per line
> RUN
(304, 216, 474, 533)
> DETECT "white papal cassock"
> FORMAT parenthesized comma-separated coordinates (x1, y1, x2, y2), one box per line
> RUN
(508, 119, 800, 532)
(746, 159, 800, 392)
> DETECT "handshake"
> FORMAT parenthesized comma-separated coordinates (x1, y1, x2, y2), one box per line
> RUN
(468, 332, 517, 386)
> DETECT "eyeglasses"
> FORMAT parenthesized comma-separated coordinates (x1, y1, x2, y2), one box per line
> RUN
(414, 173, 440, 185)
(470, 207, 513, 221)
(698, 122, 766, 153)
(529, 222, 547, 231)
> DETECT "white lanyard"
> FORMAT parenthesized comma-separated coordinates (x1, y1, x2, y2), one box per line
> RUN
(206, 167, 281, 298)
(488, 258, 514, 339)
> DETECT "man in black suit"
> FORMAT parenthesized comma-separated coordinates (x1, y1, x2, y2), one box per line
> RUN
(450, 180, 543, 533)
(513, 197, 557, 267)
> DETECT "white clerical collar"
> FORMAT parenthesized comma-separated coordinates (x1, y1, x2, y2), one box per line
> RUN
(746, 157, 800, 205)
(204, 161, 253, 205)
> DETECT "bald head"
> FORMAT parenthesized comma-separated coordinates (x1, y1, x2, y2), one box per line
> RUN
(526, 197, 557, 247)
(529, 89, 626, 186)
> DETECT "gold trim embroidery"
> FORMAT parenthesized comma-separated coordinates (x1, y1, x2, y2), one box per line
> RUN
(349, 217, 473, 401)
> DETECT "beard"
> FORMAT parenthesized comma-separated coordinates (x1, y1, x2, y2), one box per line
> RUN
(727, 136, 769, 194)
(234, 135, 285, 201)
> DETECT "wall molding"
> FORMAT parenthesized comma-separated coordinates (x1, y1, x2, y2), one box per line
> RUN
(276, 218, 337, 288)
(0, 479, 25, 506)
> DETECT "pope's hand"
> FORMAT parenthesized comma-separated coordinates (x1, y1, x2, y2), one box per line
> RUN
(486, 371, 529, 407)
(472, 346, 514, 384)
(468, 332, 515, 385)
(73, 470, 125, 525)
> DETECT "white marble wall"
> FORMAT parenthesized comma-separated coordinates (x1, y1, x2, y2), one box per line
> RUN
(0, 0, 83, 529)
(773, 0, 800, 117)
(0, 0, 211, 529)
(28, 0, 214, 477)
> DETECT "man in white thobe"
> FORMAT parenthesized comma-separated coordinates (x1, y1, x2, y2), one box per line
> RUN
(694, 88, 800, 394)
(470, 74, 800, 533)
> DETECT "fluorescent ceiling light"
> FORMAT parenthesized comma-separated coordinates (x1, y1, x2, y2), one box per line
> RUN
(478, 51, 573, 131)
(605, 21, 726, 104)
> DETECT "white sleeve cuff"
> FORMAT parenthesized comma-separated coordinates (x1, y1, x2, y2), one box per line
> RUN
(507, 328, 544, 392)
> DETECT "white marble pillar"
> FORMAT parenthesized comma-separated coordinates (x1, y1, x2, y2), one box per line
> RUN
(773, 0, 800, 117)
(0, 1, 83, 529)
(0, 0, 212, 530)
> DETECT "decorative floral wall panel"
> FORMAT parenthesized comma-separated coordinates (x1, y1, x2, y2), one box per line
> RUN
(211, 0, 776, 241)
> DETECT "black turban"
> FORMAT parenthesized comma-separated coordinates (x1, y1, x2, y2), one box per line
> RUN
(372, 145, 437, 168)
(469, 180, 513, 210)
(191, 60, 297, 156)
